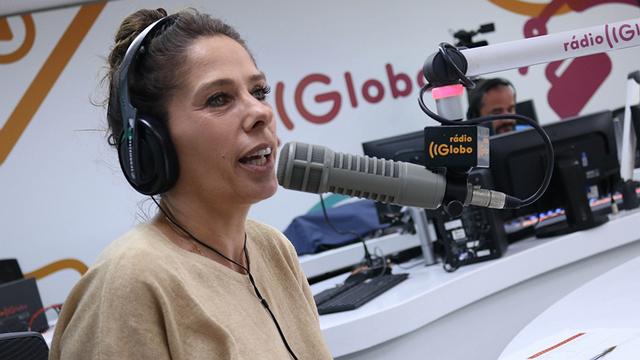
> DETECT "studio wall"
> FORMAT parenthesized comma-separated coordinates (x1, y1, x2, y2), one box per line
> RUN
(2, 0, 639, 306)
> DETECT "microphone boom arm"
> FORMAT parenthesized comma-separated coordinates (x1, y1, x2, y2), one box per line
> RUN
(426, 17, 640, 86)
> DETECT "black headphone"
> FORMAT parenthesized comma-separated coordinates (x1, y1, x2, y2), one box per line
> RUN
(115, 16, 179, 195)
(466, 77, 516, 120)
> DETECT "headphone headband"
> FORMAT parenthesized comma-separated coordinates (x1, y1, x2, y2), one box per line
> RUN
(117, 16, 172, 150)
(114, 15, 180, 195)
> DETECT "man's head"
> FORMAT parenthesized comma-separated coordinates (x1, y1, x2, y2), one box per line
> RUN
(466, 78, 517, 135)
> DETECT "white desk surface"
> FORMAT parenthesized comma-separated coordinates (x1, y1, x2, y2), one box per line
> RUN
(499, 252, 640, 359)
(313, 208, 640, 358)
(299, 231, 420, 278)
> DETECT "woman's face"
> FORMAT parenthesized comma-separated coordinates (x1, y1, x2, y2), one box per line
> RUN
(166, 35, 278, 206)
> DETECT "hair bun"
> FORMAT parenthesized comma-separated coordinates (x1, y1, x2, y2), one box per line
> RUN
(107, 8, 167, 72)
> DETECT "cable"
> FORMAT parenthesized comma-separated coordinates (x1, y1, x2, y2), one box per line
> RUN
(436, 43, 476, 89)
(318, 194, 376, 268)
(152, 196, 248, 271)
(418, 66, 555, 209)
(372, 247, 389, 277)
(151, 197, 299, 360)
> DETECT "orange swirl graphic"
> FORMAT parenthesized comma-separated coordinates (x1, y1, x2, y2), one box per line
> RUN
(488, 0, 572, 16)
(24, 258, 88, 279)
(0, 2, 106, 166)
(0, 15, 36, 64)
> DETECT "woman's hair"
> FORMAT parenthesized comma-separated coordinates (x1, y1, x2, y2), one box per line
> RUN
(105, 8, 250, 146)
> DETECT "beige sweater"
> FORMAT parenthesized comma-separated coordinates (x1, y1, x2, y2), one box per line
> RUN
(49, 220, 332, 359)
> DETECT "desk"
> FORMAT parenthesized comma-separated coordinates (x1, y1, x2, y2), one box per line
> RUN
(299, 232, 420, 278)
(314, 208, 640, 360)
(499, 254, 640, 358)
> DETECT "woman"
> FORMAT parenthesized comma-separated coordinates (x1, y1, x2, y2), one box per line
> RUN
(50, 8, 332, 359)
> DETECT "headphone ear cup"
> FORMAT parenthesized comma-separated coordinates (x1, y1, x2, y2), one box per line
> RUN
(118, 116, 179, 195)
(137, 116, 179, 195)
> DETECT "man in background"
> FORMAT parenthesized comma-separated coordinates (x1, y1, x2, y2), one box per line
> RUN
(466, 77, 517, 135)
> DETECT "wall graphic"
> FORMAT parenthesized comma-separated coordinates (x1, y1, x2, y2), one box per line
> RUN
(491, 0, 639, 118)
(2, 0, 639, 307)
(1, 3, 106, 291)
(275, 64, 427, 130)
(0, 2, 105, 165)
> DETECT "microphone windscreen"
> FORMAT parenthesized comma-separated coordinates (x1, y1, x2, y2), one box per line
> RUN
(276, 142, 290, 186)
(277, 142, 324, 192)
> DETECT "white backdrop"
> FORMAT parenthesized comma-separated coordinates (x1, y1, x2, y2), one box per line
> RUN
(2, 0, 640, 306)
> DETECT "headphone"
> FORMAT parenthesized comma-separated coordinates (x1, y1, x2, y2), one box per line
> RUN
(465, 77, 516, 120)
(115, 16, 179, 195)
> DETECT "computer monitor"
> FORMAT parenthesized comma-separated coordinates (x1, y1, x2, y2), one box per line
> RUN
(516, 99, 538, 123)
(361, 101, 538, 162)
(490, 110, 621, 237)
(0, 259, 23, 285)
(515, 99, 538, 131)
(362, 131, 426, 225)
(362, 130, 426, 165)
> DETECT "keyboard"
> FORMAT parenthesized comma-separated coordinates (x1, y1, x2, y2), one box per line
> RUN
(315, 273, 409, 315)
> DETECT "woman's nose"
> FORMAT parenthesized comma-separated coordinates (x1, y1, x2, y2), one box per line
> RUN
(242, 96, 273, 131)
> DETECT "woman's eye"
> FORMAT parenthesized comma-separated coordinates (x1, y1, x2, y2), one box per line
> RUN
(252, 85, 272, 101)
(206, 93, 231, 107)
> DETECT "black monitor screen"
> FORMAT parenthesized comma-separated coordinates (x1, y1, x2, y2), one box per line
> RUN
(362, 130, 426, 165)
(515, 99, 538, 124)
(363, 130, 426, 225)
(490, 110, 621, 221)
(0, 259, 23, 284)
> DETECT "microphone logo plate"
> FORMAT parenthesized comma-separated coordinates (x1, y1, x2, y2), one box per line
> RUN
(424, 125, 489, 170)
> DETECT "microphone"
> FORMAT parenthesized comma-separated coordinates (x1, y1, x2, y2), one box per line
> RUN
(277, 142, 511, 211)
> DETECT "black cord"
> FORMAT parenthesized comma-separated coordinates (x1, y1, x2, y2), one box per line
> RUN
(437, 43, 476, 89)
(318, 194, 376, 268)
(418, 82, 554, 209)
(151, 197, 248, 271)
(245, 260, 299, 360)
(150, 197, 299, 360)
(371, 247, 389, 278)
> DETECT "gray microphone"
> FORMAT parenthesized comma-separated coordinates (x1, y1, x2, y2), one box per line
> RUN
(277, 142, 510, 211)
(277, 142, 447, 209)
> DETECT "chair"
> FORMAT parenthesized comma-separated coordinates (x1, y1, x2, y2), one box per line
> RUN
(0, 331, 48, 360)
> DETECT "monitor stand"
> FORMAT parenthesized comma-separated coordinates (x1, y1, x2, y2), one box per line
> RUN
(408, 207, 437, 266)
(536, 157, 608, 238)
